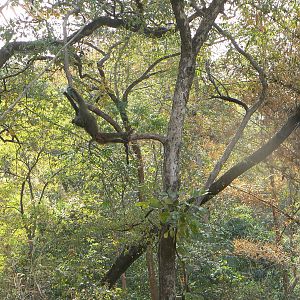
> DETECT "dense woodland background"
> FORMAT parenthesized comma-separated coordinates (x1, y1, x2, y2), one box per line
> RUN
(0, 0, 299, 299)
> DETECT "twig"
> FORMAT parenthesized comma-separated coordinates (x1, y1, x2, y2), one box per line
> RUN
(97, 40, 123, 68)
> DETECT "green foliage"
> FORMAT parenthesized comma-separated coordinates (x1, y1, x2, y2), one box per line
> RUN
(1, 0, 300, 299)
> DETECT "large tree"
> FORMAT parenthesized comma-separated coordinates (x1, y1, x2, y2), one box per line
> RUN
(0, 0, 299, 299)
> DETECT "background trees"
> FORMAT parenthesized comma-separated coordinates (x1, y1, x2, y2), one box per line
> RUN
(0, 0, 299, 299)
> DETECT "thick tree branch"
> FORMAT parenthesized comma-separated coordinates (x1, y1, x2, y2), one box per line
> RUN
(1, 5, 223, 70)
(101, 242, 148, 288)
(69, 16, 169, 44)
(196, 105, 300, 205)
(86, 103, 123, 132)
(86, 102, 166, 144)
(171, 0, 192, 54)
(0, 15, 170, 69)
(130, 133, 166, 144)
(0, 41, 56, 69)
(191, 0, 227, 54)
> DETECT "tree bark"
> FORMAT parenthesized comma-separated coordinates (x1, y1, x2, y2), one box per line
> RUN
(158, 225, 177, 300)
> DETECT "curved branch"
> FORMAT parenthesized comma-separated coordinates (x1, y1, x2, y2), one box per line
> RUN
(199, 23, 268, 189)
(122, 52, 180, 102)
(0, 56, 53, 81)
(205, 60, 249, 111)
(68, 16, 169, 44)
(211, 95, 249, 111)
(130, 133, 167, 144)
(97, 40, 123, 69)
(213, 23, 267, 90)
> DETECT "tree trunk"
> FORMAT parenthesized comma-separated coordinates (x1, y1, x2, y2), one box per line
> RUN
(158, 225, 176, 300)
(146, 245, 159, 300)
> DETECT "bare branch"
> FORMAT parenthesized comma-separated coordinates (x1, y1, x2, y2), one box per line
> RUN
(213, 23, 268, 95)
(205, 61, 249, 111)
(205, 60, 223, 96)
(84, 42, 106, 55)
(198, 23, 268, 189)
(97, 40, 123, 68)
